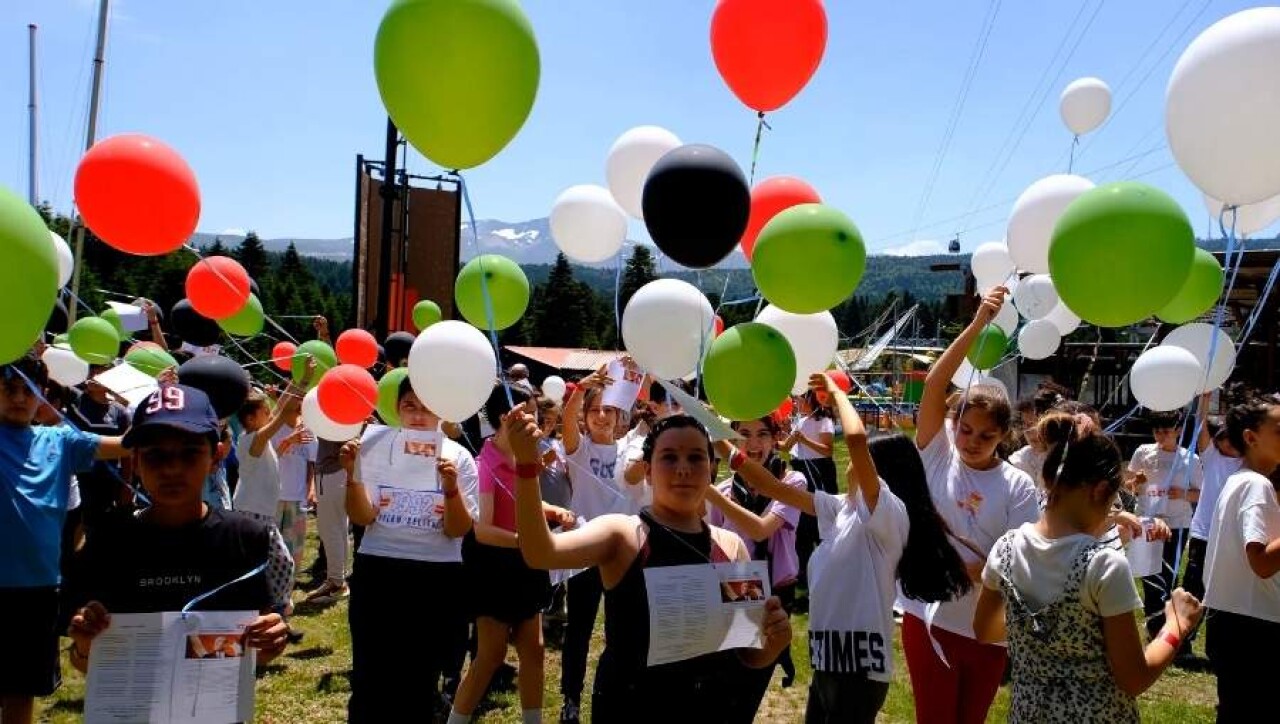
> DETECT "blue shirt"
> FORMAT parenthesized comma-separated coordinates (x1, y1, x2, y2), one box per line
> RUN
(1, 424, 100, 587)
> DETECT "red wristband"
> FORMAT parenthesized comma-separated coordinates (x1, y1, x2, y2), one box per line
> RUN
(1159, 629, 1181, 650)
(729, 449, 748, 472)
(515, 463, 540, 480)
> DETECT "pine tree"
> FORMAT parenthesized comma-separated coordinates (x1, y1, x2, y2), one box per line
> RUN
(528, 253, 591, 348)
(618, 245, 659, 314)
(234, 232, 271, 284)
(207, 237, 228, 256)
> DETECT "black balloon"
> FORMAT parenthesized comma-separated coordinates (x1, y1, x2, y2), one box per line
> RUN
(641, 144, 750, 269)
(45, 299, 69, 335)
(178, 355, 251, 419)
(384, 332, 415, 367)
(171, 299, 222, 347)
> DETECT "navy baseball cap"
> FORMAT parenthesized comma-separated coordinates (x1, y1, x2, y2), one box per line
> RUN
(123, 384, 221, 449)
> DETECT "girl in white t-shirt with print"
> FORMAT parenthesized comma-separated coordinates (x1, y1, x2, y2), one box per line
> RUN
(721, 374, 972, 724)
(1204, 393, 1280, 721)
(975, 413, 1204, 723)
(907, 286, 1042, 724)
(785, 390, 836, 587)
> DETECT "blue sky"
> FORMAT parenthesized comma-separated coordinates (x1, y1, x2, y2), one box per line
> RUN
(1, 0, 1267, 253)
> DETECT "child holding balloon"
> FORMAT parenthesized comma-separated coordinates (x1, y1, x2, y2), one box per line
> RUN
(784, 389, 836, 587)
(904, 286, 1041, 724)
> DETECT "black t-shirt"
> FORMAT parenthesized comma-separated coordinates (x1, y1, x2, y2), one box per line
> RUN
(67, 508, 274, 614)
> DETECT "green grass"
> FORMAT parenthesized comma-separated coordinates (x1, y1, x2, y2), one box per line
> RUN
(38, 445, 1218, 722)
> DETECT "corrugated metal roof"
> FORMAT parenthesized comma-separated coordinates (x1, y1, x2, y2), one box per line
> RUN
(504, 346, 625, 371)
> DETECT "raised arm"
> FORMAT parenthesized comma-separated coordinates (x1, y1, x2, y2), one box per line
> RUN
(704, 485, 786, 542)
(339, 440, 378, 527)
(437, 457, 473, 539)
(917, 286, 1007, 450)
(251, 361, 313, 458)
(812, 373, 880, 512)
(1104, 589, 1203, 696)
(714, 439, 815, 516)
(561, 366, 612, 456)
(1195, 392, 1213, 455)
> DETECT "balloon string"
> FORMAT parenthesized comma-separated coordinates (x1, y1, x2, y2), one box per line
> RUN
(614, 245, 625, 349)
(1205, 206, 1244, 394)
(748, 112, 771, 187)
(455, 172, 515, 410)
(1067, 135, 1079, 173)
(1076, 326, 1104, 402)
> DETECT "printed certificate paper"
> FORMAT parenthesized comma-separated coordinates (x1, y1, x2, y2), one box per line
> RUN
(602, 360, 644, 412)
(1125, 517, 1163, 578)
(644, 561, 770, 666)
(359, 425, 445, 531)
(85, 611, 258, 724)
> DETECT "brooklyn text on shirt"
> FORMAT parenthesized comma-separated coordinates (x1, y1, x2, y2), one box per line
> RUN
(808, 628, 888, 674)
(139, 574, 202, 588)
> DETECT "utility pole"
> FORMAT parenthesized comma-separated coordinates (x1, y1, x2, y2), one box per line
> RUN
(374, 117, 400, 339)
(68, 0, 111, 323)
(27, 24, 39, 206)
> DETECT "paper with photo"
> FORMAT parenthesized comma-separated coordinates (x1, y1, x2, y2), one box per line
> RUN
(107, 301, 150, 332)
(1125, 517, 1163, 578)
(94, 363, 160, 408)
(359, 424, 440, 492)
(85, 610, 257, 724)
(603, 360, 644, 412)
(656, 380, 739, 442)
(179, 342, 222, 358)
(644, 560, 769, 666)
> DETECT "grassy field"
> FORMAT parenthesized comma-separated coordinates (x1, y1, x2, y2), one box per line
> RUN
(39, 446, 1220, 723)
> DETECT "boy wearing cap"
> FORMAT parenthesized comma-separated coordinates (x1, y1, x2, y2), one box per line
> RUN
(1, 352, 128, 724)
(64, 383, 294, 678)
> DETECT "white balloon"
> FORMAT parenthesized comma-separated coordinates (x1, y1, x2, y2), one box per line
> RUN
(408, 321, 497, 422)
(1007, 174, 1095, 274)
(1130, 346, 1203, 412)
(755, 305, 838, 394)
(1044, 302, 1082, 335)
(50, 232, 73, 288)
(970, 242, 1016, 287)
(1013, 274, 1059, 320)
(1167, 8, 1280, 206)
(622, 279, 714, 380)
(42, 346, 88, 387)
(1203, 193, 1280, 238)
(1017, 319, 1061, 360)
(1161, 322, 1236, 393)
(951, 358, 981, 388)
(541, 375, 567, 403)
(301, 388, 364, 442)
(974, 375, 1008, 400)
(1059, 77, 1112, 136)
(549, 185, 627, 263)
(992, 299, 1019, 336)
(606, 126, 682, 219)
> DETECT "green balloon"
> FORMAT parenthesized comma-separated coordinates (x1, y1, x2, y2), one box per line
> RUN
(751, 204, 866, 314)
(68, 317, 120, 366)
(1157, 248, 1224, 324)
(966, 324, 1007, 370)
(218, 294, 264, 337)
(100, 308, 127, 340)
(374, 0, 540, 170)
(0, 185, 58, 364)
(413, 300, 443, 331)
(125, 346, 178, 378)
(377, 367, 411, 427)
(455, 255, 530, 331)
(1049, 182, 1195, 328)
(292, 340, 337, 389)
(703, 323, 796, 422)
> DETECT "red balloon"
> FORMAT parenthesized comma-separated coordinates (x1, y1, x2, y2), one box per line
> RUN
(741, 176, 822, 259)
(335, 329, 378, 368)
(770, 396, 795, 425)
(185, 257, 250, 320)
(74, 134, 201, 256)
(316, 364, 378, 425)
(710, 0, 828, 113)
(713, 315, 725, 337)
(826, 369, 853, 393)
(271, 342, 297, 372)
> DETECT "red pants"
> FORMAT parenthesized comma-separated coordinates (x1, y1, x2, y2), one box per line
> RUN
(901, 613, 1007, 724)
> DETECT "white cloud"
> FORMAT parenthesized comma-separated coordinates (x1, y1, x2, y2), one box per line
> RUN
(219, 228, 248, 237)
(880, 239, 946, 257)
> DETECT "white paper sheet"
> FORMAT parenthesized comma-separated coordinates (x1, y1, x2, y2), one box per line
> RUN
(84, 610, 258, 724)
(107, 301, 150, 332)
(93, 363, 160, 409)
(179, 342, 222, 358)
(644, 560, 769, 666)
(1126, 517, 1163, 578)
(603, 360, 644, 412)
(655, 380, 740, 443)
(359, 425, 447, 530)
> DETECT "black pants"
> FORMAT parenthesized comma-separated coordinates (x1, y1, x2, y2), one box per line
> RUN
(1181, 536, 1208, 649)
(347, 554, 467, 723)
(738, 584, 796, 719)
(792, 457, 838, 584)
(561, 566, 604, 702)
(804, 671, 890, 724)
(1142, 527, 1187, 639)
(1207, 609, 1280, 723)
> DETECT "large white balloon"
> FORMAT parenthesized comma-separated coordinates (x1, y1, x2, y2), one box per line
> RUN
(50, 232, 73, 288)
(1161, 322, 1236, 393)
(1044, 302, 1082, 335)
(541, 375, 567, 403)
(1203, 193, 1280, 238)
(622, 279, 714, 380)
(302, 388, 364, 442)
(755, 305, 838, 394)
(970, 241, 1016, 288)
(42, 346, 88, 387)
(1007, 174, 1095, 274)
(1059, 77, 1112, 136)
(549, 185, 628, 263)
(1167, 8, 1280, 206)
(951, 358, 981, 388)
(992, 299, 1019, 336)
(1013, 274, 1059, 320)
(1017, 319, 1061, 360)
(1130, 346, 1203, 412)
(408, 321, 497, 422)
(606, 126, 682, 220)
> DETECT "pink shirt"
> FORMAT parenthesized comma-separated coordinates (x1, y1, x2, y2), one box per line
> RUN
(477, 440, 518, 532)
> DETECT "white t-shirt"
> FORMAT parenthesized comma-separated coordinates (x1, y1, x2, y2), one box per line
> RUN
(897, 432, 1040, 638)
(1204, 470, 1280, 623)
(793, 416, 835, 461)
(982, 523, 1142, 618)
(567, 438, 630, 519)
(356, 436, 480, 563)
(808, 483, 909, 681)
(272, 424, 318, 503)
(231, 430, 281, 518)
(1008, 445, 1048, 491)
(1128, 444, 1203, 530)
(1190, 446, 1244, 541)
